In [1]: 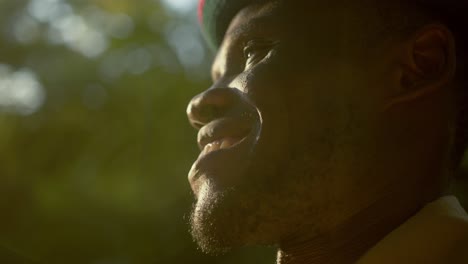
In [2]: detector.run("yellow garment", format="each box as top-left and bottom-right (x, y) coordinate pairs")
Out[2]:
(357, 196), (468, 264)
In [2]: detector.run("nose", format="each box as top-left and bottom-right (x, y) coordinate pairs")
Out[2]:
(187, 87), (239, 129)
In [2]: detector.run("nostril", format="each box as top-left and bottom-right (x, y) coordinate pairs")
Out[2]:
(187, 87), (239, 129)
(187, 103), (220, 129)
(191, 105), (223, 129)
(199, 105), (217, 122)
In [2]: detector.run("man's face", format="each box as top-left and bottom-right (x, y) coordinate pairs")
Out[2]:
(187, 1), (407, 253)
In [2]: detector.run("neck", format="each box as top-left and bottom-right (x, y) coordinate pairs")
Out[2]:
(276, 216), (399, 264)
(276, 185), (438, 264)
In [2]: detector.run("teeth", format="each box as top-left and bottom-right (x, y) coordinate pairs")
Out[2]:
(220, 137), (237, 149)
(203, 137), (240, 155)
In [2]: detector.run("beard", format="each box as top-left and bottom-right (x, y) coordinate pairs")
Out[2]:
(190, 182), (253, 254)
(188, 94), (355, 254)
(189, 172), (278, 254)
(189, 141), (335, 255)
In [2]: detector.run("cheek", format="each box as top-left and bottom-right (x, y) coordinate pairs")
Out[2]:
(228, 57), (294, 183)
(286, 60), (380, 144)
(232, 52), (291, 137)
(285, 73), (345, 152)
(231, 53), (350, 170)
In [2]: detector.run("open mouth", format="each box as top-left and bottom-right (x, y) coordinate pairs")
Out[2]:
(201, 136), (246, 156)
(188, 116), (259, 195)
(197, 117), (253, 155)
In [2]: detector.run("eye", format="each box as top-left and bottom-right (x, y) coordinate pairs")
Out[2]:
(243, 40), (278, 69)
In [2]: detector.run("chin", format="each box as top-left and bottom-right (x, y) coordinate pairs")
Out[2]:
(189, 145), (338, 255)
(189, 172), (284, 254)
(187, 111), (330, 253)
(190, 179), (254, 254)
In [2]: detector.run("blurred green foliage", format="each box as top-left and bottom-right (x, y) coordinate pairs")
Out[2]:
(0, 1), (466, 264)
(0, 0), (276, 263)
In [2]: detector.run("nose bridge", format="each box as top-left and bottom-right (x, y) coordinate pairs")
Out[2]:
(186, 86), (240, 129)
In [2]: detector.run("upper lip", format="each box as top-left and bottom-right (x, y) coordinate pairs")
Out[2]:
(197, 117), (253, 151)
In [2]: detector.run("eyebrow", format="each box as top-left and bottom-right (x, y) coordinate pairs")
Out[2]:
(225, 15), (278, 44)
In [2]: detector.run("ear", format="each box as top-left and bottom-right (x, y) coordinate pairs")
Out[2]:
(385, 24), (456, 109)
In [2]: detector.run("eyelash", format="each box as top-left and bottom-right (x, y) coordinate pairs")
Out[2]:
(242, 40), (278, 69)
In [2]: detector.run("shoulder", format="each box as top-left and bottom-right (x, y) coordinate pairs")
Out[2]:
(441, 203), (468, 263)
(445, 235), (468, 263)
(357, 196), (468, 264)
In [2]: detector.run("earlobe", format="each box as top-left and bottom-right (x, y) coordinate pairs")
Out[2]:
(384, 24), (456, 110)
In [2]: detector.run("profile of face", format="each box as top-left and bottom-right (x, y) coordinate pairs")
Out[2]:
(186, 1), (454, 254)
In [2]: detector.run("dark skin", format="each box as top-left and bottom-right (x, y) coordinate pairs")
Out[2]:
(187, 1), (457, 263)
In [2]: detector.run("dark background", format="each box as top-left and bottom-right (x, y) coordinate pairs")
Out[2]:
(0, 0), (465, 263)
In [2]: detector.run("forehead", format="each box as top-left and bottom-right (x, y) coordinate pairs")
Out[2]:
(218, 1), (375, 52)
(218, 1), (286, 57)
(226, 1), (283, 36)
(212, 1), (384, 78)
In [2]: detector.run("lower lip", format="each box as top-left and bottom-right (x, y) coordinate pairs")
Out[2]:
(188, 128), (258, 194)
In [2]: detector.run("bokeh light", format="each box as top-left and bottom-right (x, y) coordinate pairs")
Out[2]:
(161, 0), (197, 14)
(0, 64), (45, 115)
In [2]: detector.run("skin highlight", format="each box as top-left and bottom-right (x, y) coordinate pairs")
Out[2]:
(187, 1), (458, 263)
